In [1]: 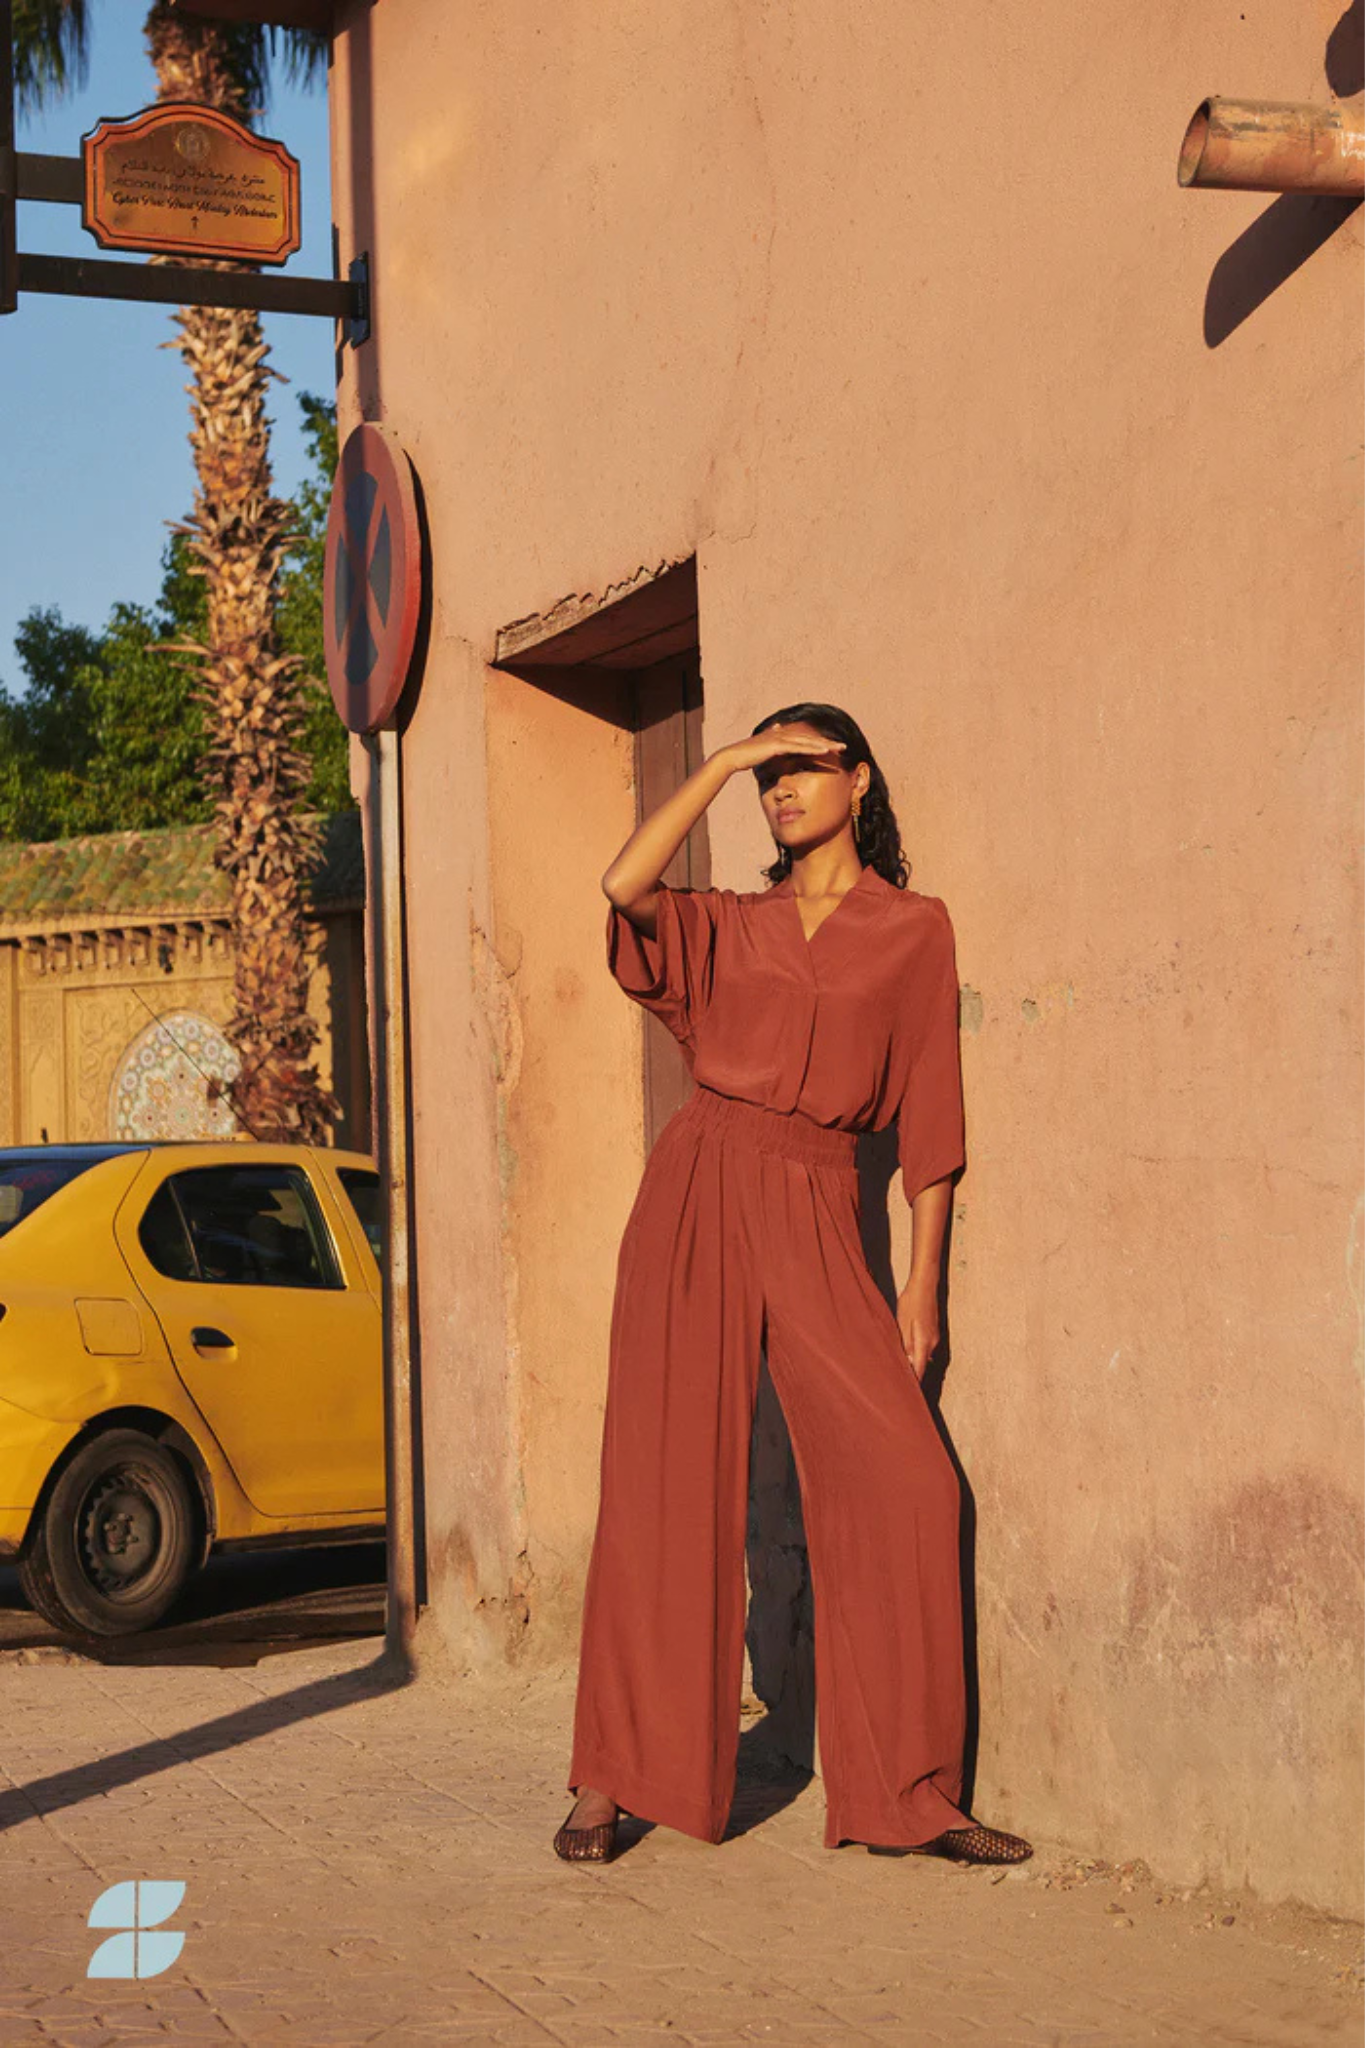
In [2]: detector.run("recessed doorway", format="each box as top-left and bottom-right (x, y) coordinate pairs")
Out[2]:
(493, 558), (708, 1153)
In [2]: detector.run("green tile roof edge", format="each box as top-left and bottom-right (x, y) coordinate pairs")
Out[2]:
(0, 809), (363, 935)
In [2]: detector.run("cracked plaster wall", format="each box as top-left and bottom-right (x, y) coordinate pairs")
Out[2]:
(333, 0), (1363, 1910)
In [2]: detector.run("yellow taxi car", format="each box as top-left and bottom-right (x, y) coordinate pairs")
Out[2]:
(0, 1142), (384, 1638)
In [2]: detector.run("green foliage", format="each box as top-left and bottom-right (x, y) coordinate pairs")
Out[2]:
(12, 0), (91, 116)
(13, 3), (324, 121)
(0, 540), (210, 842)
(0, 611), (102, 840)
(0, 393), (350, 844)
(254, 24), (331, 104)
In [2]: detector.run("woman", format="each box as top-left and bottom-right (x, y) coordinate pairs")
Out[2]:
(554, 702), (1031, 1868)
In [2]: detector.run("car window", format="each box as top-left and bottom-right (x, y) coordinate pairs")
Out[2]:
(142, 1163), (343, 1289)
(338, 1168), (383, 1266)
(138, 1180), (199, 1281)
(0, 1151), (136, 1240)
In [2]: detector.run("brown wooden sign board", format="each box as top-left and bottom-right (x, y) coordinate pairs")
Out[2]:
(82, 103), (301, 266)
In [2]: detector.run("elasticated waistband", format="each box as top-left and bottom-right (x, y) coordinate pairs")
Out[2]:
(678, 1085), (858, 1170)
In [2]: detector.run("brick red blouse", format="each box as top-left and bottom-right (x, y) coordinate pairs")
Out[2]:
(605, 861), (965, 1206)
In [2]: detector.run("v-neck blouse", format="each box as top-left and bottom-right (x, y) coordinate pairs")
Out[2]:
(605, 862), (965, 1206)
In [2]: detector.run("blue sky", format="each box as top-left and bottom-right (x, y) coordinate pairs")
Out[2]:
(2, 15), (333, 691)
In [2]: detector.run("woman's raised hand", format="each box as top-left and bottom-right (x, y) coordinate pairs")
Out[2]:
(604, 728), (845, 924)
(713, 727), (847, 776)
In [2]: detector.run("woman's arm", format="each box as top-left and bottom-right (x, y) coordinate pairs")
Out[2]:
(602, 753), (735, 938)
(897, 1178), (953, 1381)
(892, 900), (965, 1382)
(602, 728), (843, 937)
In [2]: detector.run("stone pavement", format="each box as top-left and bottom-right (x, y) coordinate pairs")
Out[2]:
(0, 1632), (1359, 2048)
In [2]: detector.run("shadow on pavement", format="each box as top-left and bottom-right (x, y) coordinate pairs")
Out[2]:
(0, 1637), (411, 1836)
(0, 1539), (386, 1668)
(723, 1720), (815, 1839)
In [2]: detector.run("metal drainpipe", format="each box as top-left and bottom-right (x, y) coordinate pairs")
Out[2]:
(369, 725), (419, 1673)
(1178, 97), (1365, 196)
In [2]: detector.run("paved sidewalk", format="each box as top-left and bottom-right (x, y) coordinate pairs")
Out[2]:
(0, 1632), (1359, 2048)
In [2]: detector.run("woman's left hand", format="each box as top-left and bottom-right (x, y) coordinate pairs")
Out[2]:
(896, 1273), (941, 1381)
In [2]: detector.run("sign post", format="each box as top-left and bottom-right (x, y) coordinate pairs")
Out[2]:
(324, 423), (429, 1671)
(0, 0), (16, 316)
(0, 0), (366, 338)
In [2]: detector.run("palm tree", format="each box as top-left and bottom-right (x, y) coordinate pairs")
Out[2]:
(15, 1), (338, 1143)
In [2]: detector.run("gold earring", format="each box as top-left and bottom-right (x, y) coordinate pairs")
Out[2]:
(851, 792), (862, 838)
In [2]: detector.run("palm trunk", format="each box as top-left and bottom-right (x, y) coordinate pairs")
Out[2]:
(145, 3), (336, 1142)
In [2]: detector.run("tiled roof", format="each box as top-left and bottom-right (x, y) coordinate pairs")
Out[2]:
(0, 810), (363, 934)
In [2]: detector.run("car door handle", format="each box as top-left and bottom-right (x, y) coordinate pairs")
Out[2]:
(190, 1326), (235, 1353)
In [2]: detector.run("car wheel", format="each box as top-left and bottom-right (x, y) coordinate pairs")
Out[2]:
(18, 1429), (199, 1638)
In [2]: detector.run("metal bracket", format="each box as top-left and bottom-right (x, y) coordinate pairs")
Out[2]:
(14, 248), (363, 322)
(346, 251), (371, 350)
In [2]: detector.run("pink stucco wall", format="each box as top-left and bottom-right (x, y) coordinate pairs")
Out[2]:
(331, 0), (1364, 1912)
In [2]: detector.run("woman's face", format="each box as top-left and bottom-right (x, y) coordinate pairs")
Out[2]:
(753, 721), (870, 857)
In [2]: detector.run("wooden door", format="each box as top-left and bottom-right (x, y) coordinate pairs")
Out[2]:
(630, 650), (710, 1153)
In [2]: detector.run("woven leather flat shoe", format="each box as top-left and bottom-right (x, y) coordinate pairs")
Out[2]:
(908, 1823), (1033, 1865)
(553, 1807), (619, 1864)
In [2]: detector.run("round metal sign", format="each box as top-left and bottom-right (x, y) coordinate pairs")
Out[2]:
(323, 423), (423, 734)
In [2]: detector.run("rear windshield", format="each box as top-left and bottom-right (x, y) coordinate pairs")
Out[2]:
(0, 1151), (133, 1240)
(338, 1167), (383, 1265)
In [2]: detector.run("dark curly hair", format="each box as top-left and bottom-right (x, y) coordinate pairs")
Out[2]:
(750, 702), (912, 891)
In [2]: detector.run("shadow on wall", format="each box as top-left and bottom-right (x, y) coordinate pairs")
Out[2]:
(337, 4), (381, 417)
(1204, 1), (1363, 347)
(1326, 0), (1364, 93)
(743, 1133), (983, 1816)
(744, 1354), (815, 1773)
(1205, 194), (1361, 346)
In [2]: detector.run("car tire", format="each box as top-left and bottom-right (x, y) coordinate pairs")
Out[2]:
(18, 1429), (199, 1639)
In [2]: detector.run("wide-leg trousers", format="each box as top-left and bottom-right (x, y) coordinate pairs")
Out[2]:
(567, 1083), (972, 1849)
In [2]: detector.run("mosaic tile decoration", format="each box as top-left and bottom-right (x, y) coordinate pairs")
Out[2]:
(111, 1008), (242, 1142)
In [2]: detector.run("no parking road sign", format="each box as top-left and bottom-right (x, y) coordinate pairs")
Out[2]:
(323, 422), (424, 734)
